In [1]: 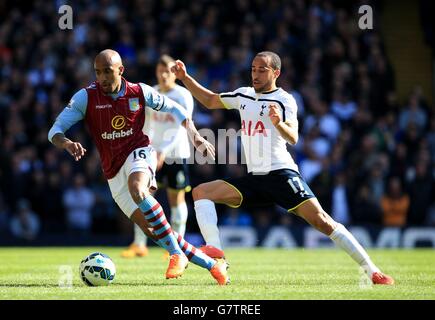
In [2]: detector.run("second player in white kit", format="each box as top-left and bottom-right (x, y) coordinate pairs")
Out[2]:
(122, 55), (194, 258)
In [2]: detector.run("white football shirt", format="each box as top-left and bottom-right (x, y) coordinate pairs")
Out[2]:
(144, 84), (194, 159)
(219, 87), (299, 174)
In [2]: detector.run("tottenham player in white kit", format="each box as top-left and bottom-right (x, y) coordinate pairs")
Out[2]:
(122, 55), (194, 258)
(172, 51), (394, 285)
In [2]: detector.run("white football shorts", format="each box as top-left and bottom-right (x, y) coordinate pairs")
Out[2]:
(107, 146), (158, 218)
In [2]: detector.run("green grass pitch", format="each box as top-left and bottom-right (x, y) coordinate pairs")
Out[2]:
(0, 247), (434, 299)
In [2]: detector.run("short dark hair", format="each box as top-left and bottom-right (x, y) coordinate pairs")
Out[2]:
(255, 51), (281, 70)
(157, 54), (175, 66)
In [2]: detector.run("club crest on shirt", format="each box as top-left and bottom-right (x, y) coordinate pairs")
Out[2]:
(129, 98), (140, 112)
(260, 104), (267, 116)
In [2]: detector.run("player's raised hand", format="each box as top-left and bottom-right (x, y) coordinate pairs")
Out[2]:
(193, 135), (216, 161)
(183, 118), (215, 161)
(171, 60), (188, 81)
(268, 104), (282, 126)
(64, 141), (87, 161)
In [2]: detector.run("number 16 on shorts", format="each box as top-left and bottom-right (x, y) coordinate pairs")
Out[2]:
(129, 146), (157, 173)
(133, 149), (148, 160)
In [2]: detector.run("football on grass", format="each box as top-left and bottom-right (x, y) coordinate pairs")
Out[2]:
(79, 252), (116, 286)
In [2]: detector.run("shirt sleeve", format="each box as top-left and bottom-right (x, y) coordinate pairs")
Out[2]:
(283, 93), (298, 125)
(140, 83), (188, 124)
(218, 89), (240, 110)
(48, 89), (87, 143)
(181, 89), (194, 117)
(158, 89), (194, 155)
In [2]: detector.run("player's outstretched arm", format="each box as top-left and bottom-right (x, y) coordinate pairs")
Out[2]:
(269, 104), (299, 145)
(141, 83), (214, 159)
(48, 88), (88, 161)
(182, 118), (215, 161)
(51, 133), (87, 161)
(171, 60), (224, 110)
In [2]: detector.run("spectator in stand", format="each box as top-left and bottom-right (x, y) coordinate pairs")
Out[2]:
(9, 198), (40, 241)
(399, 93), (428, 134)
(389, 143), (409, 178)
(331, 91), (357, 124)
(401, 123), (423, 165)
(381, 177), (410, 227)
(63, 174), (95, 235)
(351, 184), (382, 226)
(304, 99), (341, 142)
(406, 162), (433, 225)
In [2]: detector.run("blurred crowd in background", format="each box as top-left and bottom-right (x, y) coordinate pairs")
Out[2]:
(0, 0), (434, 242)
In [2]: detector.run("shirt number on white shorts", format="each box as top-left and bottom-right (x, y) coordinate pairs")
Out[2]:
(287, 177), (305, 194)
(133, 149), (147, 160)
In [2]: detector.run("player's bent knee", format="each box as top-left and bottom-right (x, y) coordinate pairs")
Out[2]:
(192, 184), (207, 201)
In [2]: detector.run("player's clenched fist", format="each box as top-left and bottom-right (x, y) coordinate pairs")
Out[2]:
(171, 60), (187, 81)
(64, 141), (87, 161)
(268, 104), (282, 126)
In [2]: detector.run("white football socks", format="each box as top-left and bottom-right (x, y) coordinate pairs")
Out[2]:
(133, 223), (147, 247)
(194, 199), (223, 249)
(329, 223), (380, 277)
(170, 203), (188, 237)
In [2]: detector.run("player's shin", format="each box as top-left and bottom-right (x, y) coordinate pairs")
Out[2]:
(170, 203), (188, 237)
(329, 223), (380, 277)
(138, 195), (183, 255)
(194, 199), (223, 250)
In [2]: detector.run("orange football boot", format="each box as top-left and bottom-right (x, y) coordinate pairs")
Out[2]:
(165, 254), (189, 279)
(210, 258), (230, 285)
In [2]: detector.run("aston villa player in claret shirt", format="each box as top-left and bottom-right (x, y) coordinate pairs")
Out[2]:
(48, 49), (229, 285)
